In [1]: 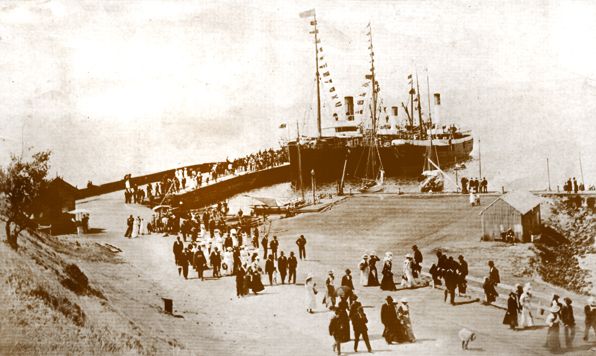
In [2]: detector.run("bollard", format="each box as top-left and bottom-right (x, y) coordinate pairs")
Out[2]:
(162, 298), (173, 314)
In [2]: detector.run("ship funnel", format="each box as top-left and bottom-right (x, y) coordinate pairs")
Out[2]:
(391, 106), (399, 129)
(433, 93), (441, 124)
(345, 96), (354, 121)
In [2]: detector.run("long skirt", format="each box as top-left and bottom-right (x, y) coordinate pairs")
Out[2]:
(546, 324), (561, 351)
(251, 274), (265, 293)
(520, 307), (534, 328)
(367, 268), (379, 287)
(400, 317), (416, 342)
(360, 267), (369, 286)
(380, 272), (397, 291)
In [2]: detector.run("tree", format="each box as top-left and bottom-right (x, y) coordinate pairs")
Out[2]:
(0, 150), (51, 249)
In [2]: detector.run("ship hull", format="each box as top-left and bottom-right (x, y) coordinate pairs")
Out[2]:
(287, 136), (474, 182)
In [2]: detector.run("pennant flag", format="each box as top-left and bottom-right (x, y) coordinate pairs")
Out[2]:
(319, 56), (324, 60)
(325, 79), (333, 83)
(323, 71), (330, 77)
(310, 20), (317, 26)
(407, 74), (412, 79)
(332, 94), (338, 99)
(362, 82), (370, 87)
(309, 30), (319, 34)
(366, 31), (371, 36)
(329, 87), (336, 92)
(319, 63), (327, 69)
(319, 47), (323, 52)
(278, 123), (287, 129)
(316, 39), (321, 44)
(366, 22), (371, 28)
(368, 45), (372, 50)
(359, 93), (366, 97)
(365, 74), (373, 79)
(299, 9), (316, 18)
(335, 102), (342, 107)
(357, 100), (364, 105)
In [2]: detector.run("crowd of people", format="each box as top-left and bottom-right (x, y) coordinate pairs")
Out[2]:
(121, 149), (288, 204)
(460, 176), (488, 194)
(167, 211), (307, 300)
(563, 177), (589, 193)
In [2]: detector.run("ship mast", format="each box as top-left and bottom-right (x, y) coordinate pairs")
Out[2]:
(415, 71), (424, 140)
(313, 12), (322, 138)
(367, 23), (377, 134)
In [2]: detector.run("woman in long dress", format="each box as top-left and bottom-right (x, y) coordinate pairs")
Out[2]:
(402, 255), (414, 288)
(250, 262), (265, 294)
(545, 304), (561, 352)
(367, 253), (380, 287)
(380, 255), (397, 291)
(503, 292), (519, 330)
(519, 285), (534, 329)
(359, 255), (369, 286)
(131, 216), (140, 238)
(324, 271), (336, 310)
(140, 218), (148, 235)
(397, 298), (416, 342)
(222, 247), (234, 276)
(305, 275), (317, 313)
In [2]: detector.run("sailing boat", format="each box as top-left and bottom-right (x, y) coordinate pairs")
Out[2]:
(358, 24), (384, 194)
(418, 73), (444, 193)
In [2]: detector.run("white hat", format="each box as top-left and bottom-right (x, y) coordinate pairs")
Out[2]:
(400, 297), (408, 303)
(305, 274), (313, 282)
(406, 253), (412, 259)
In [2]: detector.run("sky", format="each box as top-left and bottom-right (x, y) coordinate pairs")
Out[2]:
(0, 0), (595, 187)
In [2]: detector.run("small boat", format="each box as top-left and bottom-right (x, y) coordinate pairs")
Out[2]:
(359, 169), (384, 193)
(249, 196), (305, 215)
(420, 169), (444, 192)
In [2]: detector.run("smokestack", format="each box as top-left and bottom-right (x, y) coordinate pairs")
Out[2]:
(391, 106), (399, 130)
(433, 93), (441, 124)
(345, 96), (354, 121)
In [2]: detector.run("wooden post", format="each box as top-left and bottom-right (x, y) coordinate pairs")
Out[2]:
(546, 158), (551, 191)
(311, 169), (316, 204)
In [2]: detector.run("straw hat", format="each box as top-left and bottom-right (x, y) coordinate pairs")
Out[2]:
(400, 297), (408, 303)
(385, 295), (394, 302)
(362, 254), (369, 259)
(406, 253), (412, 259)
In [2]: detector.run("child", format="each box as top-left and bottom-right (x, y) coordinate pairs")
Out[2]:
(458, 328), (476, 350)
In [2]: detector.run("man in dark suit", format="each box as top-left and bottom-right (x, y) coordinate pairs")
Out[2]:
(270, 236), (279, 260)
(380, 296), (399, 344)
(180, 247), (190, 279)
(193, 247), (207, 281)
(288, 251), (298, 284)
(210, 247), (222, 278)
(412, 245), (423, 277)
(277, 251), (288, 284)
(329, 309), (344, 355)
(173, 236), (184, 275)
(261, 235), (269, 259)
(265, 254), (275, 285)
(296, 235), (307, 260)
(352, 304), (372, 352)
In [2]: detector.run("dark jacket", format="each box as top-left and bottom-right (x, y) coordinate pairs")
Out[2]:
(381, 302), (398, 326)
(265, 259), (275, 274)
(561, 304), (575, 326)
(489, 267), (500, 284)
(277, 256), (288, 273)
(329, 315), (342, 338)
(270, 239), (279, 251)
(341, 275), (354, 290)
(288, 256), (298, 270)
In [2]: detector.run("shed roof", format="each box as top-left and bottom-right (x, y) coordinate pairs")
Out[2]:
(480, 191), (543, 215)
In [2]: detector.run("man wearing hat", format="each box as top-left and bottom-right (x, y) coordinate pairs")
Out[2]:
(325, 271), (337, 310)
(380, 296), (400, 344)
(351, 300), (372, 353)
(561, 297), (575, 348)
(329, 309), (344, 355)
(341, 269), (354, 291)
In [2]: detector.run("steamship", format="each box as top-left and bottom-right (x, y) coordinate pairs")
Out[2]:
(287, 10), (474, 182)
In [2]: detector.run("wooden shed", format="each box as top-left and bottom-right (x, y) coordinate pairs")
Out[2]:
(479, 191), (542, 242)
(34, 177), (78, 234)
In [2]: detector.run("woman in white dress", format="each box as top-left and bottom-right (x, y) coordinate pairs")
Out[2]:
(223, 247), (234, 276)
(305, 275), (318, 313)
(519, 283), (534, 328)
(131, 216), (140, 238)
(359, 254), (369, 286)
(140, 218), (148, 235)
(402, 254), (415, 288)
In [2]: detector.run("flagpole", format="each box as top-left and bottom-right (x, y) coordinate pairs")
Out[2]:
(579, 152), (585, 187)
(296, 122), (305, 201)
